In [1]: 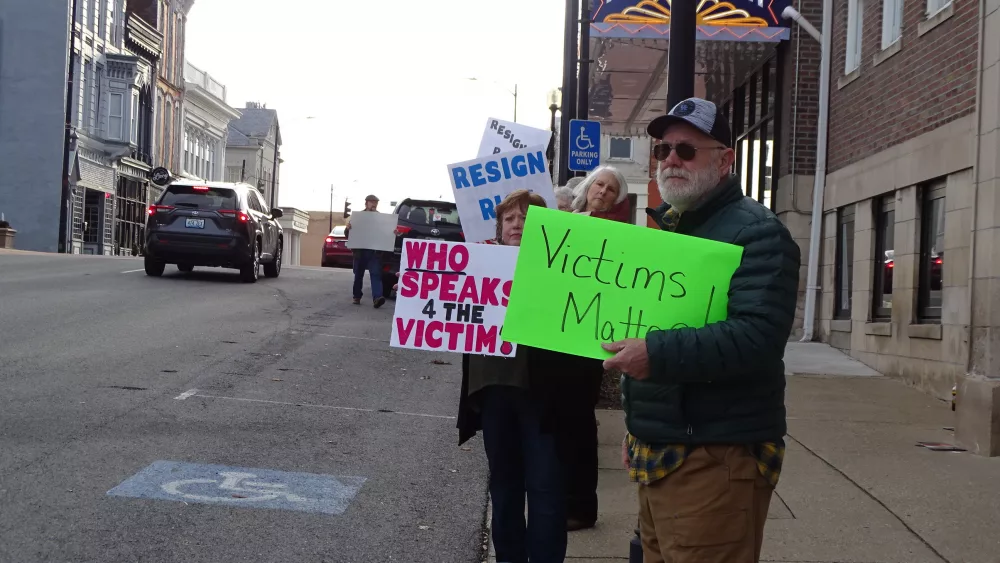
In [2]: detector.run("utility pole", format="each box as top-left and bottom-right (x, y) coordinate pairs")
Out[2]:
(666, 0), (697, 109)
(328, 184), (334, 232)
(576, 0), (592, 178)
(513, 84), (518, 122)
(558, 0), (580, 186)
(59, 0), (81, 253)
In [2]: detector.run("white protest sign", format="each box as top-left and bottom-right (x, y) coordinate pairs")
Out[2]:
(345, 211), (398, 252)
(447, 146), (556, 243)
(477, 117), (553, 158)
(390, 240), (518, 357)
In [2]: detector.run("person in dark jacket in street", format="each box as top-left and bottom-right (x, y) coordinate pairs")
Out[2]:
(601, 97), (801, 563)
(456, 189), (601, 563)
(554, 164), (632, 532)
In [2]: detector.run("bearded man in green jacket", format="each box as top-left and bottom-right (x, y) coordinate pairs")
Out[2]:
(602, 97), (801, 563)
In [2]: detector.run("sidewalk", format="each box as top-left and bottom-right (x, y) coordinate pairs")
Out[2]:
(489, 342), (1000, 563)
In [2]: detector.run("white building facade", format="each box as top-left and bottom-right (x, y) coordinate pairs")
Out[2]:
(277, 207), (310, 267)
(181, 61), (239, 182)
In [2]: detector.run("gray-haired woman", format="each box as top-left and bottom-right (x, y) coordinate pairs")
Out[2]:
(561, 166), (632, 531)
(571, 165), (631, 222)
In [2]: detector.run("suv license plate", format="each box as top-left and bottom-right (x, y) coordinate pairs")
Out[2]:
(185, 218), (205, 229)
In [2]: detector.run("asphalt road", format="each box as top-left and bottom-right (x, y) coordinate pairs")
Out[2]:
(0, 251), (488, 563)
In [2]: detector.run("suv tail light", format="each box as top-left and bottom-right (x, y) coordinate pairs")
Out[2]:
(148, 205), (175, 215)
(396, 226), (412, 235)
(219, 210), (250, 223)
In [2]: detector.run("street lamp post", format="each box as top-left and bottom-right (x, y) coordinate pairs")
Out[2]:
(467, 77), (518, 123)
(547, 88), (561, 179)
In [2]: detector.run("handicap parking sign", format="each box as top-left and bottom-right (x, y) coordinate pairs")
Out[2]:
(568, 119), (601, 172)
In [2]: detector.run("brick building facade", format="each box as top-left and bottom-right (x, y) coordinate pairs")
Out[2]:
(805, 0), (1000, 454)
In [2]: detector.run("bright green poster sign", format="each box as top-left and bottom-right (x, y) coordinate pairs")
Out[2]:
(502, 206), (744, 360)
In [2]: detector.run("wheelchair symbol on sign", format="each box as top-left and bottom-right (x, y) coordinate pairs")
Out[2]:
(162, 471), (309, 503)
(575, 127), (595, 151)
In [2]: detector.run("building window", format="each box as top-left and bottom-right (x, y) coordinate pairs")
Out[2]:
(130, 91), (139, 144)
(609, 137), (633, 160)
(882, 0), (903, 48)
(90, 65), (101, 131)
(927, 0), (951, 15)
(109, 92), (124, 140)
(918, 183), (946, 321)
(110, 0), (119, 44)
(98, 0), (107, 40)
(835, 205), (856, 319)
(846, 0), (864, 73)
(156, 94), (163, 162)
(78, 59), (89, 129)
(872, 195), (895, 321)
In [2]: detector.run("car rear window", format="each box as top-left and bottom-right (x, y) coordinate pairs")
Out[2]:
(332, 226), (346, 237)
(161, 186), (238, 210)
(397, 202), (461, 226)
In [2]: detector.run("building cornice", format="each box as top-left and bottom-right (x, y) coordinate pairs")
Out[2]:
(185, 85), (241, 120)
(106, 54), (152, 88)
(126, 13), (163, 59)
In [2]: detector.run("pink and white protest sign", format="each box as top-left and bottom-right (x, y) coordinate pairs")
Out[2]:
(390, 239), (518, 357)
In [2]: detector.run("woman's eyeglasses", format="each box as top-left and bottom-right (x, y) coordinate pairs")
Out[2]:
(653, 142), (726, 162)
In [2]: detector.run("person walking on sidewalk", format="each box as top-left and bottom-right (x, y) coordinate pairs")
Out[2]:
(344, 194), (386, 308)
(602, 97), (800, 563)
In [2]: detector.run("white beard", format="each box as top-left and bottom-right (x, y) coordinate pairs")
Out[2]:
(656, 163), (722, 212)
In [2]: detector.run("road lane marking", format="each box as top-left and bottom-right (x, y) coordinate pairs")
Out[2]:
(317, 333), (389, 343)
(107, 460), (366, 515)
(121, 268), (145, 274)
(174, 388), (199, 400)
(190, 392), (456, 420)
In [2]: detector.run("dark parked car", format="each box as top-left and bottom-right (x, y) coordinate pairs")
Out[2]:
(382, 199), (465, 297)
(144, 181), (283, 283)
(322, 225), (353, 268)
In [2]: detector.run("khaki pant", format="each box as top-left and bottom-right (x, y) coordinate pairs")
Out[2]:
(637, 445), (774, 563)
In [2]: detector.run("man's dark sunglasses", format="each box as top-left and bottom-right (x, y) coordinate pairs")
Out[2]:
(653, 142), (727, 161)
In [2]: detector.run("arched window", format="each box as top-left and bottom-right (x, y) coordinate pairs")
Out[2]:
(164, 101), (172, 167)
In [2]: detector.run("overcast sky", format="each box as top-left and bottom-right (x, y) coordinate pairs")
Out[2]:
(185, 0), (566, 213)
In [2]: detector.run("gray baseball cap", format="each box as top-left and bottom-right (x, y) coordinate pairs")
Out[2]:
(364, 194), (379, 202)
(647, 97), (733, 148)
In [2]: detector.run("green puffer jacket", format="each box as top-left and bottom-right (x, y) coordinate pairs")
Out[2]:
(623, 175), (801, 445)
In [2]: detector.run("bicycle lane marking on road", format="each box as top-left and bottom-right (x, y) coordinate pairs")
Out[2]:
(107, 460), (366, 515)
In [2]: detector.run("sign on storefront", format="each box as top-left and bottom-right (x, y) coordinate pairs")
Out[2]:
(591, 0), (792, 41)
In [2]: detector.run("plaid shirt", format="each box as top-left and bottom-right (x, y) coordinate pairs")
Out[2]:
(625, 206), (786, 487)
(625, 434), (785, 486)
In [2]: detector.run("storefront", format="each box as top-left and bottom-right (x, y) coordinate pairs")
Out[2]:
(115, 159), (152, 256)
(68, 146), (118, 256)
(277, 207), (310, 266)
(584, 0), (792, 215)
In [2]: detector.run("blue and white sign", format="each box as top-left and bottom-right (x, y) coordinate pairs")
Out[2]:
(107, 460), (366, 515)
(447, 146), (557, 243)
(477, 117), (553, 158)
(568, 120), (601, 172)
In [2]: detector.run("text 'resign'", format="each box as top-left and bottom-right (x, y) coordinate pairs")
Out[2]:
(447, 146), (557, 243)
